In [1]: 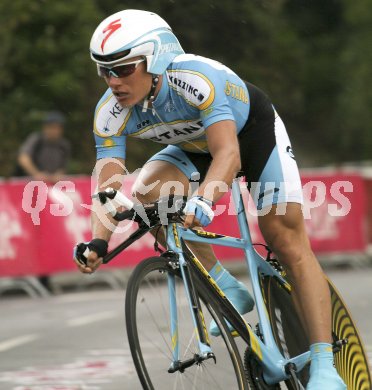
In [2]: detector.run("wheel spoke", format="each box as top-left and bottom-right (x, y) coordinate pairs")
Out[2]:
(126, 257), (248, 389)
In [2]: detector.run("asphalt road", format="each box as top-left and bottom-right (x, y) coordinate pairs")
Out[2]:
(0, 267), (371, 390)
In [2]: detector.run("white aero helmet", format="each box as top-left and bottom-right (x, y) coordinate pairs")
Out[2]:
(90, 9), (184, 75)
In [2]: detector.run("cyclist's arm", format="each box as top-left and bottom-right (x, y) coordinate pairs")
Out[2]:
(197, 119), (241, 202)
(183, 120), (240, 228)
(91, 157), (126, 241)
(74, 157), (126, 274)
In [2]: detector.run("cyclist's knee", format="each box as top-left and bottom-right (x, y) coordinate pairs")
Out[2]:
(132, 181), (187, 204)
(258, 205), (311, 266)
(132, 162), (190, 204)
(264, 228), (306, 264)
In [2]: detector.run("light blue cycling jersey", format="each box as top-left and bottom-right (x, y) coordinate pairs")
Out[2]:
(93, 54), (250, 159)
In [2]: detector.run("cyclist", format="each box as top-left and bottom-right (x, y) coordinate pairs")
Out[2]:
(74, 9), (345, 389)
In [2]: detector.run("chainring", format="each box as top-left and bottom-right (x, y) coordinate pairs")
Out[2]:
(244, 348), (281, 390)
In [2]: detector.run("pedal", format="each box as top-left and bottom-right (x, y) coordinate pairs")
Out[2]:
(332, 338), (348, 353)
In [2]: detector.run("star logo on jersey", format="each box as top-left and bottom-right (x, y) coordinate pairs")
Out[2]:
(101, 19), (122, 53)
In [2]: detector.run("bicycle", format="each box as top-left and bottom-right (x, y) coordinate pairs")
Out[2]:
(82, 178), (371, 389)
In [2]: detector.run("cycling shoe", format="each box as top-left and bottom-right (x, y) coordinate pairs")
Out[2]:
(307, 343), (346, 390)
(307, 366), (346, 389)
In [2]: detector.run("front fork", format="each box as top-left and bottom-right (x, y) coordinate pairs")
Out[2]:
(165, 225), (215, 373)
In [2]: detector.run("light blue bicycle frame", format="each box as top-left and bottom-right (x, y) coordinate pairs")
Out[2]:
(165, 178), (310, 385)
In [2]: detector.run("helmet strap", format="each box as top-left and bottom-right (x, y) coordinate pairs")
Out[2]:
(142, 75), (160, 113)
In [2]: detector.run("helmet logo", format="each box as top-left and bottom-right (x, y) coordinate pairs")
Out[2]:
(101, 18), (122, 52)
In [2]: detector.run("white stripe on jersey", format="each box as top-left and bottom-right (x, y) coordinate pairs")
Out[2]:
(173, 54), (237, 75)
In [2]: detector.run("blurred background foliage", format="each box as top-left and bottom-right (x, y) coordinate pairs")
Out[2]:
(0, 0), (371, 176)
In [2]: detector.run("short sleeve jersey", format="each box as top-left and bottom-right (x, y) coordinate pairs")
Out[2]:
(93, 54), (250, 159)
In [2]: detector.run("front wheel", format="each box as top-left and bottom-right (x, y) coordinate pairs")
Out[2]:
(125, 256), (249, 390)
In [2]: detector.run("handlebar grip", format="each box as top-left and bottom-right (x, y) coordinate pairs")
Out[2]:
(114, 190), (134, 210)
(112, 208), (137, 222)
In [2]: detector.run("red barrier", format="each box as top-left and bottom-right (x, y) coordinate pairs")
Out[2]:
(0, 180), (39, 277)
(0, 171), (369, 278)
(363, 174), (372, 248)
(301, 172), (368, 254)
(207, 172), (369, 258)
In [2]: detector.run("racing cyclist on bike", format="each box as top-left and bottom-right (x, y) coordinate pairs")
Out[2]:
(74, 9), (345, 389)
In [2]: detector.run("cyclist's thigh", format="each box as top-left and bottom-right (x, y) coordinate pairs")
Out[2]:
(132, 145), (205, 201)
(240, 109), (303, 211)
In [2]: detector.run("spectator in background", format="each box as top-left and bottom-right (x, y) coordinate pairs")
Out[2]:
(15, 110), (71, 183)
(15, 110), (71, 293)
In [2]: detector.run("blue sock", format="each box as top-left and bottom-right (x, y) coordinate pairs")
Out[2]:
(208, 261), (254, 312)
(310, 342), (335, 370)
(208, 261), (254, 336)
(209, 261), (236, 290)
(308, 342), (346, 389)
(310, 342), (333, 357)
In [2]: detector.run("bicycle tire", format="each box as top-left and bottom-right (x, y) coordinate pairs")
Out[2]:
(328, 278), (372, 390)
(261, 274), (371, 390)
(125, 256), (249, 390)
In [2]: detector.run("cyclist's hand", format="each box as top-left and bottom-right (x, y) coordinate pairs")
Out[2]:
(183, 196), (214, 228)
(73, 239), (108, 274)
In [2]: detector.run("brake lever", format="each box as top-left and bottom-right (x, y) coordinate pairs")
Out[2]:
(74, 242), (89, 266)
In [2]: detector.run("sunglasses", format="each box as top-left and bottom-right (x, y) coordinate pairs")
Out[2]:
(97, 58), (145, 78)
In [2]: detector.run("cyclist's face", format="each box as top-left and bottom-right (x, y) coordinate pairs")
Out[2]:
(104, 57), (153, 108)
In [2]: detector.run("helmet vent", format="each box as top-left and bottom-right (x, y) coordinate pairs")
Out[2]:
(92, 49), (131, 63)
